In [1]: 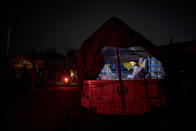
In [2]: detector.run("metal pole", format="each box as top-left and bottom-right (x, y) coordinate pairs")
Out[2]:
(116, 47), (125, 112)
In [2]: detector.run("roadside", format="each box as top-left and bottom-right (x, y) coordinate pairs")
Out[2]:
(1, 83), (81, 131)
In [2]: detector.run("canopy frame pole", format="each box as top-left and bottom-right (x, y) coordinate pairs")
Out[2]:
(116, 47), (125, 112)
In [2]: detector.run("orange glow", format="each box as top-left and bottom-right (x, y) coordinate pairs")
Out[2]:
(64, 77), (69, 83)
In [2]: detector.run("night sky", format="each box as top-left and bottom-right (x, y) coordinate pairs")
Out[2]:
(8, 0), (196, 55)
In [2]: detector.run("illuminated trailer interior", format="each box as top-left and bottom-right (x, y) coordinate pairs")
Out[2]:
(81, 46), (166, 115)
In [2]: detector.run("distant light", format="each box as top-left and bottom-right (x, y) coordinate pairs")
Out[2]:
(64, 77), (69, 83)
(70, 71), (75, 77)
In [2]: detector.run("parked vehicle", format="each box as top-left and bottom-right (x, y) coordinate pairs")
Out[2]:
(77, 17), (167, 116)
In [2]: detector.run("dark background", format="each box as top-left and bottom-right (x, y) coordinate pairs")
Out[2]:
(1, 1), (196, 129)
(4, 0), (196, 55)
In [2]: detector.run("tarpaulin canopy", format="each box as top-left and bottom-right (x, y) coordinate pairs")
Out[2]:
(77, 17), (159, 86)
(101, 46), (150, 63)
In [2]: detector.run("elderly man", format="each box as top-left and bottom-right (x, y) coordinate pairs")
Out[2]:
(98, 64), (114, 80)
